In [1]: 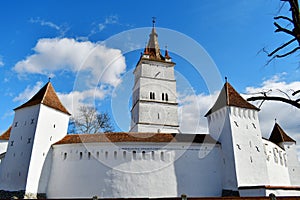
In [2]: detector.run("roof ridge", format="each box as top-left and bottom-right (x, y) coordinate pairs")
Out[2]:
(205, 82), (259, 117)
(41, 82), (50, 104)
(269, 123), (296, 144)
(14, 82), (70, 115)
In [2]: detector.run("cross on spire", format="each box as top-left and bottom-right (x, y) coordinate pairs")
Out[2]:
(152, 17), (156, 27)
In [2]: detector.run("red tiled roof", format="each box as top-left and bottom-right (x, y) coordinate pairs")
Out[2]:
(0, 126), (11, 140)
(269, 123), (296, 144)
(54, 132), (219, 145)
(14, 82), (70, 115)
(205, 82), (259, 116)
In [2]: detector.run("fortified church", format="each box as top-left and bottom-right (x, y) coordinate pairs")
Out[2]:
(0, 23), (300, 198)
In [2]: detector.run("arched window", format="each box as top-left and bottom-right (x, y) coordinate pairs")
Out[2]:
(162, 93), (164, 100)
(153, 92), (155, 99)
(165, 93), (168, 101)
(79, 152), (83, 160)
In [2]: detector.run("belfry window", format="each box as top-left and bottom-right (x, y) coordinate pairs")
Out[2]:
(150, 92), (155, 100)
(161, 93), (169, 101)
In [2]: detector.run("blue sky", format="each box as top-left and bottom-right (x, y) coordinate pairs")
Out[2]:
(0, 0), (300, 153)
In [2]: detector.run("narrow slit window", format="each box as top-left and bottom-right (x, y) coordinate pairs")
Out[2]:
(114, 151), (117, 159)
(151, 151), (155, 160)
(133, 151), (137, 160)
(162, 93), (164, 101)
(142, 151), (146, 159)
(79, 152), (83, 160)
(64, 152), (67, 160)
(161, 152), (164, 161)
(165, 93), (168, 101)
(88, 152), (91, 159)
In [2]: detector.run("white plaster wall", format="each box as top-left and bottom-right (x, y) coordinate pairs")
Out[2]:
(47, 142), (222, 198)
(139, 77), (177, 103)
(207, 107), (238, 191)
(138, 103), (178, 126)
(229, 107), (269, 187)
(0, 105), (40, 191)
(25, 104), (69, 195)
(140, 62), (175, 81)
(0, 141), (8, 156)
(283, 142), (300, 186)
(263, 139), (291, 186)
(131, 123), (179, 133)
(266, 189), (300, 196)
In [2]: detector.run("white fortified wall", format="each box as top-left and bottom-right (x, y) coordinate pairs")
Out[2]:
(46, 142), (222, 198)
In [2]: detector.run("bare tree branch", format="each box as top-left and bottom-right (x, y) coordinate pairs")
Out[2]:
(69, 106), (114, 134)
(247, 96), (300, 109)
(268, 38), (296, 56)
(292, 89), (300, 96)
(274, 15), (294, 23)
(274, 46), (300, 57)
(274, 22), (295, 35)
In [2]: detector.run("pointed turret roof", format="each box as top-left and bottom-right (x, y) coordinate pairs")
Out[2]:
(269, 123), (296, 144)
(0, 126), (11, 140)
(14, 82), (70, 115)
(205, 82), (259, 117)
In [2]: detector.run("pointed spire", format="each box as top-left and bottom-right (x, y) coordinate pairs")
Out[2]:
(14, 82), (70, 115)
(205, 81), (259, 117)
(164, 45), (171, 60)
(269, 123), (296, 144)
(143, 18), (163, 60)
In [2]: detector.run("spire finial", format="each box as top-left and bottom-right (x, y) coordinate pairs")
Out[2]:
(152, 17), (156, 27)
(48, 77), (51, 82)
(275, 118), (277, 123)
(225, 76), (228, 83)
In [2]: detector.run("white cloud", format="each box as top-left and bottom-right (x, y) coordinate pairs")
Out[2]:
(29, 18), (69, 36)
(178, 92), (218, 134)
(58, 88), (107, 117)
(13, 38), (126, 87)
(13, 81), (44, 103)
(97, 15), (119, 32)
(0, 56), (4, 67)
(13, 81), (108, 118)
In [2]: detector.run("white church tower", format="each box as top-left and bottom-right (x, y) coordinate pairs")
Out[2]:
(0, 81), (70, 197)
(205, 80), (269, 196)
(130, 20), (179, 133)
